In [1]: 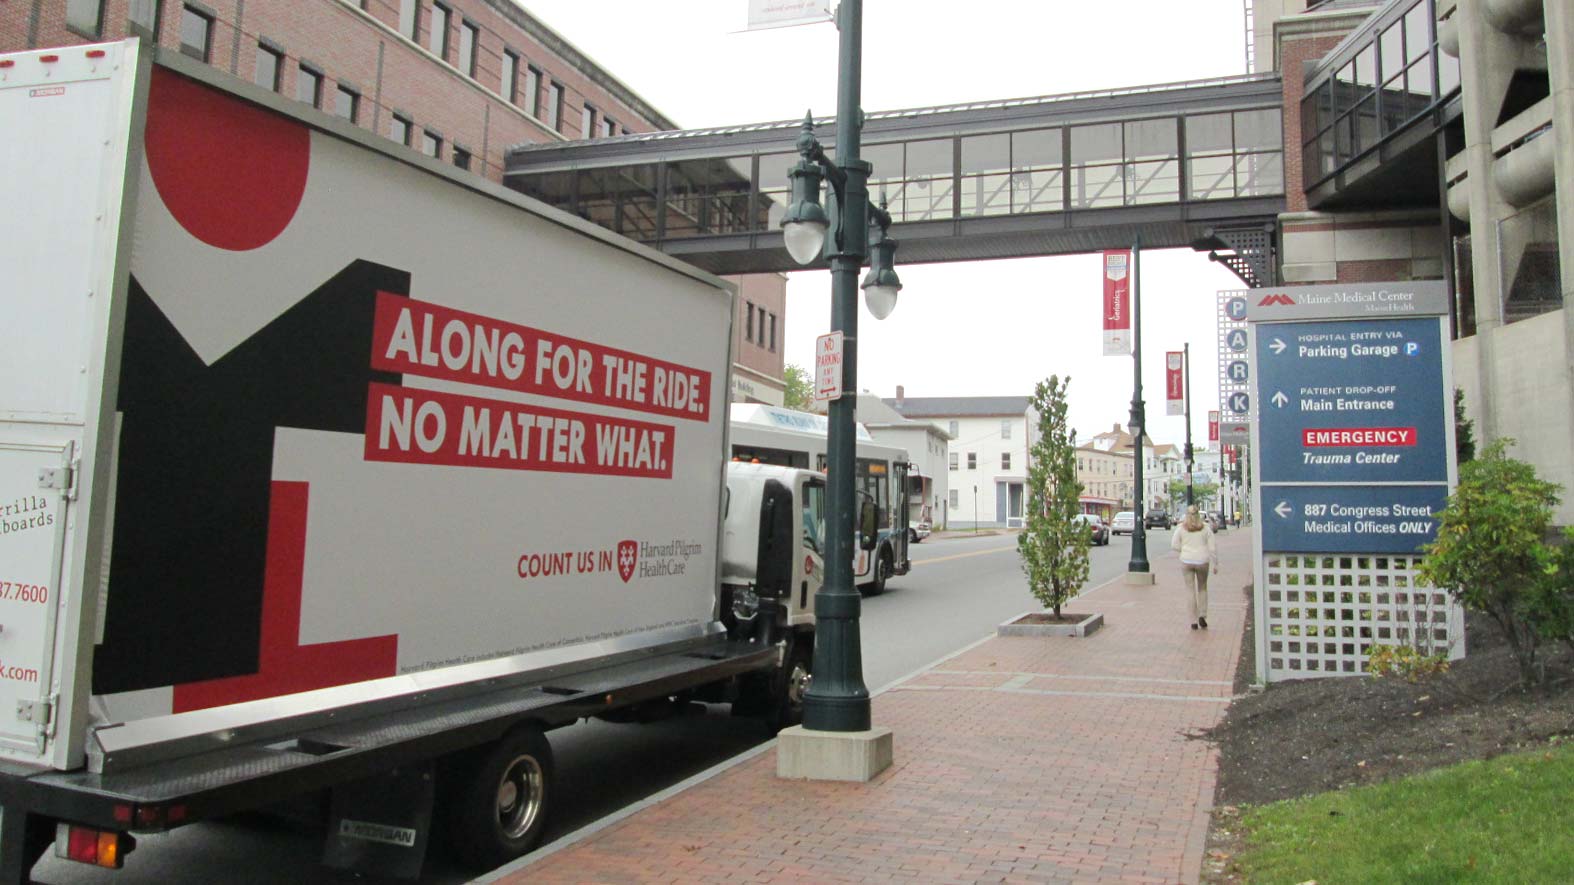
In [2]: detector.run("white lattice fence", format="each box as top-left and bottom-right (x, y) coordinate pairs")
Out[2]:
(1262, 552), (1465, 681)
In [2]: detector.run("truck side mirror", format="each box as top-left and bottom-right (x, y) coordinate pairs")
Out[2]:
(859, 499), (878, 551)
(755, 480), (793, 598)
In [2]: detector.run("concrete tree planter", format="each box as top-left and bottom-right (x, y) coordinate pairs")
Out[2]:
(997, 611), (1104, 638)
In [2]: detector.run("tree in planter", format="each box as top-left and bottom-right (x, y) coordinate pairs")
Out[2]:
(1018, 376), (1089, 619)
(1418, 439), (1561, 688)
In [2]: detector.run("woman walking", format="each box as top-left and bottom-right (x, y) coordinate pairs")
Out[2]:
(1171, 506), (1218, 630)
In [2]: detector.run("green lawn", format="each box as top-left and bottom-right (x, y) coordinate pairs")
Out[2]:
(1237, 740), (1574, 884)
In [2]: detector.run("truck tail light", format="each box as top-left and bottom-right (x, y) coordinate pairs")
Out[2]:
(55, 824), (134, 869)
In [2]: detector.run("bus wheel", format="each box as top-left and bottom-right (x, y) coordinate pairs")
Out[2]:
(862, 547), (892, 596)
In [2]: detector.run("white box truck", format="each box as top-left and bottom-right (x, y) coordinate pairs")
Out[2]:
(0, 41), (851, 879)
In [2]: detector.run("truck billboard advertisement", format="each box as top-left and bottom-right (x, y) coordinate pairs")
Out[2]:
(89, 67), (731, 722)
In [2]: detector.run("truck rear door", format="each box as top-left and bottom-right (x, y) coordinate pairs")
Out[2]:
(0, 41), (144, 766)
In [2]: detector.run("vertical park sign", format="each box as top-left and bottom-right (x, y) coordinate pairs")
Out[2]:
(1246, 281), (1462, 681)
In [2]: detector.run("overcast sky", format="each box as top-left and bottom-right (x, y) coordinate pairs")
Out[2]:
(518, 0), (1254, 450)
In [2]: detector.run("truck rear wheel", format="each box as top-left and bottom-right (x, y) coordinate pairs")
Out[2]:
(447, 725), (554, 869)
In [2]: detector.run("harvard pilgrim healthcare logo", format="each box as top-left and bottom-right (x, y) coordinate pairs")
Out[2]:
(617, 540), (638, 583)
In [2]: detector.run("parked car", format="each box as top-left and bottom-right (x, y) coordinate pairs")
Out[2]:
(1111, 511), (1136, 535)
(909, 520), (931, 543)
(1144, 510), (1172, 530)
(1073, 513), (1110, 546)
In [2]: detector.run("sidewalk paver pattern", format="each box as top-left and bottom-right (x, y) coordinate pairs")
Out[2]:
(497, 531), (1253, 884)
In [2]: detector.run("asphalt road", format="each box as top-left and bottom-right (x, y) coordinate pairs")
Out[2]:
(33, 530), (1157, 885)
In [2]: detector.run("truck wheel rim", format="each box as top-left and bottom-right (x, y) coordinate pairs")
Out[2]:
(496, 754), (544, 839)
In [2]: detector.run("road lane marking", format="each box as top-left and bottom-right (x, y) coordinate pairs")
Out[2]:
(909, 544), (1018, 566)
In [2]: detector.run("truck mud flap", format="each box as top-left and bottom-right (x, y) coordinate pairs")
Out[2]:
(322, 762), (434, 879)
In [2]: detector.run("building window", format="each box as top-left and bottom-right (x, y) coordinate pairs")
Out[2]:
(967, 452), (977, 470)
(949, 453), (958, 471)
(769, 313), (777, 352)
(128, 0), (161, 36)
(399, 0), (418, 39)
(949, 490), (959, 509)
(67, 0), (105, 37)
(334, 85), (359, 123)
(501, 50), (519, 104)
(421, 130), (442, 159)
(524, 65), (542, 117)
(745, 303), (755, 342)
(582, 105), (597, 139)
(453, 146), (472, 171)
(602, 117), (616, 138)
(390, 114), (412, 146)
(179, 5), (213, 62)
(429, 2), (450, 61)
(1001, 453), (1011, 470)
(1000, 420), (1012, 440)
(254, 43), (283, 92)
(547, 82), (565, 132)
(458, 20), (478, 77)
(948, 420), (959, 437)
(297, 65), (322, 109)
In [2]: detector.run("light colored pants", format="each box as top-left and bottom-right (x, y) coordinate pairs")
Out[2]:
(1181, 562), (1210, 621)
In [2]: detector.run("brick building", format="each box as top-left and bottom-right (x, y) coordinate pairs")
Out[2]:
(2, 0), (787, 403)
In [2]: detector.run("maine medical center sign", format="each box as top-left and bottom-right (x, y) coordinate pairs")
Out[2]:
(1248, 282), (1453, 554)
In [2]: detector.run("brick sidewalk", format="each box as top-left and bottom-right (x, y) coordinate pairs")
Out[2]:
(484, 530), (1254, 885)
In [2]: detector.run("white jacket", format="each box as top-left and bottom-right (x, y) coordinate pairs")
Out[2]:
(1171, 524), (1217, 568)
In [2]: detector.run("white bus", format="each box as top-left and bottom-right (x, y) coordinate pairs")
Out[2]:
(729, 405), (912, 594)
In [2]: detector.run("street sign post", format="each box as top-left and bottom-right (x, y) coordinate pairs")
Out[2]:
(814, 330), (843, 402)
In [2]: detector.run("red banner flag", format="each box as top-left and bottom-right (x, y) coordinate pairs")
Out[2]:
(1208, 410), (1220, 442)
(1102, 250), (1131, 356)
(1165, 351), (1184, 416)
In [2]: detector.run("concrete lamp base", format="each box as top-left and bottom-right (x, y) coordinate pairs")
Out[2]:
(1124, 571), (1156, 585)
(776, 725), (894, 782)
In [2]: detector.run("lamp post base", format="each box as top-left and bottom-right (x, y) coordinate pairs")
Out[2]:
(1124, 571), (1157, 585)
(776, 725), (894, 782)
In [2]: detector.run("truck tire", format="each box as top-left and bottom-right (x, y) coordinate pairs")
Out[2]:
(447, 725), (554, 869)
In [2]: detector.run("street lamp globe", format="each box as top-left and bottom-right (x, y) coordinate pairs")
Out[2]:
(860, 236), (901, 319)
(860, 269), (901, 319)
(782, 215), (829, 265)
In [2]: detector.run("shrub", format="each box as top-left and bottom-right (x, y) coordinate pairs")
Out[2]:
(1367, 644), (1450, 682)
(1418, 439), (1561, 688)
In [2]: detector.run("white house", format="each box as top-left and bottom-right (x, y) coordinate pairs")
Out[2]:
(883, 392), (1032, 530)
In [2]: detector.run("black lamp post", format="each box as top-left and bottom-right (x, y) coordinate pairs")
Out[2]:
(778, 0), (901, 734)
(1127, 237), (1150, 575)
